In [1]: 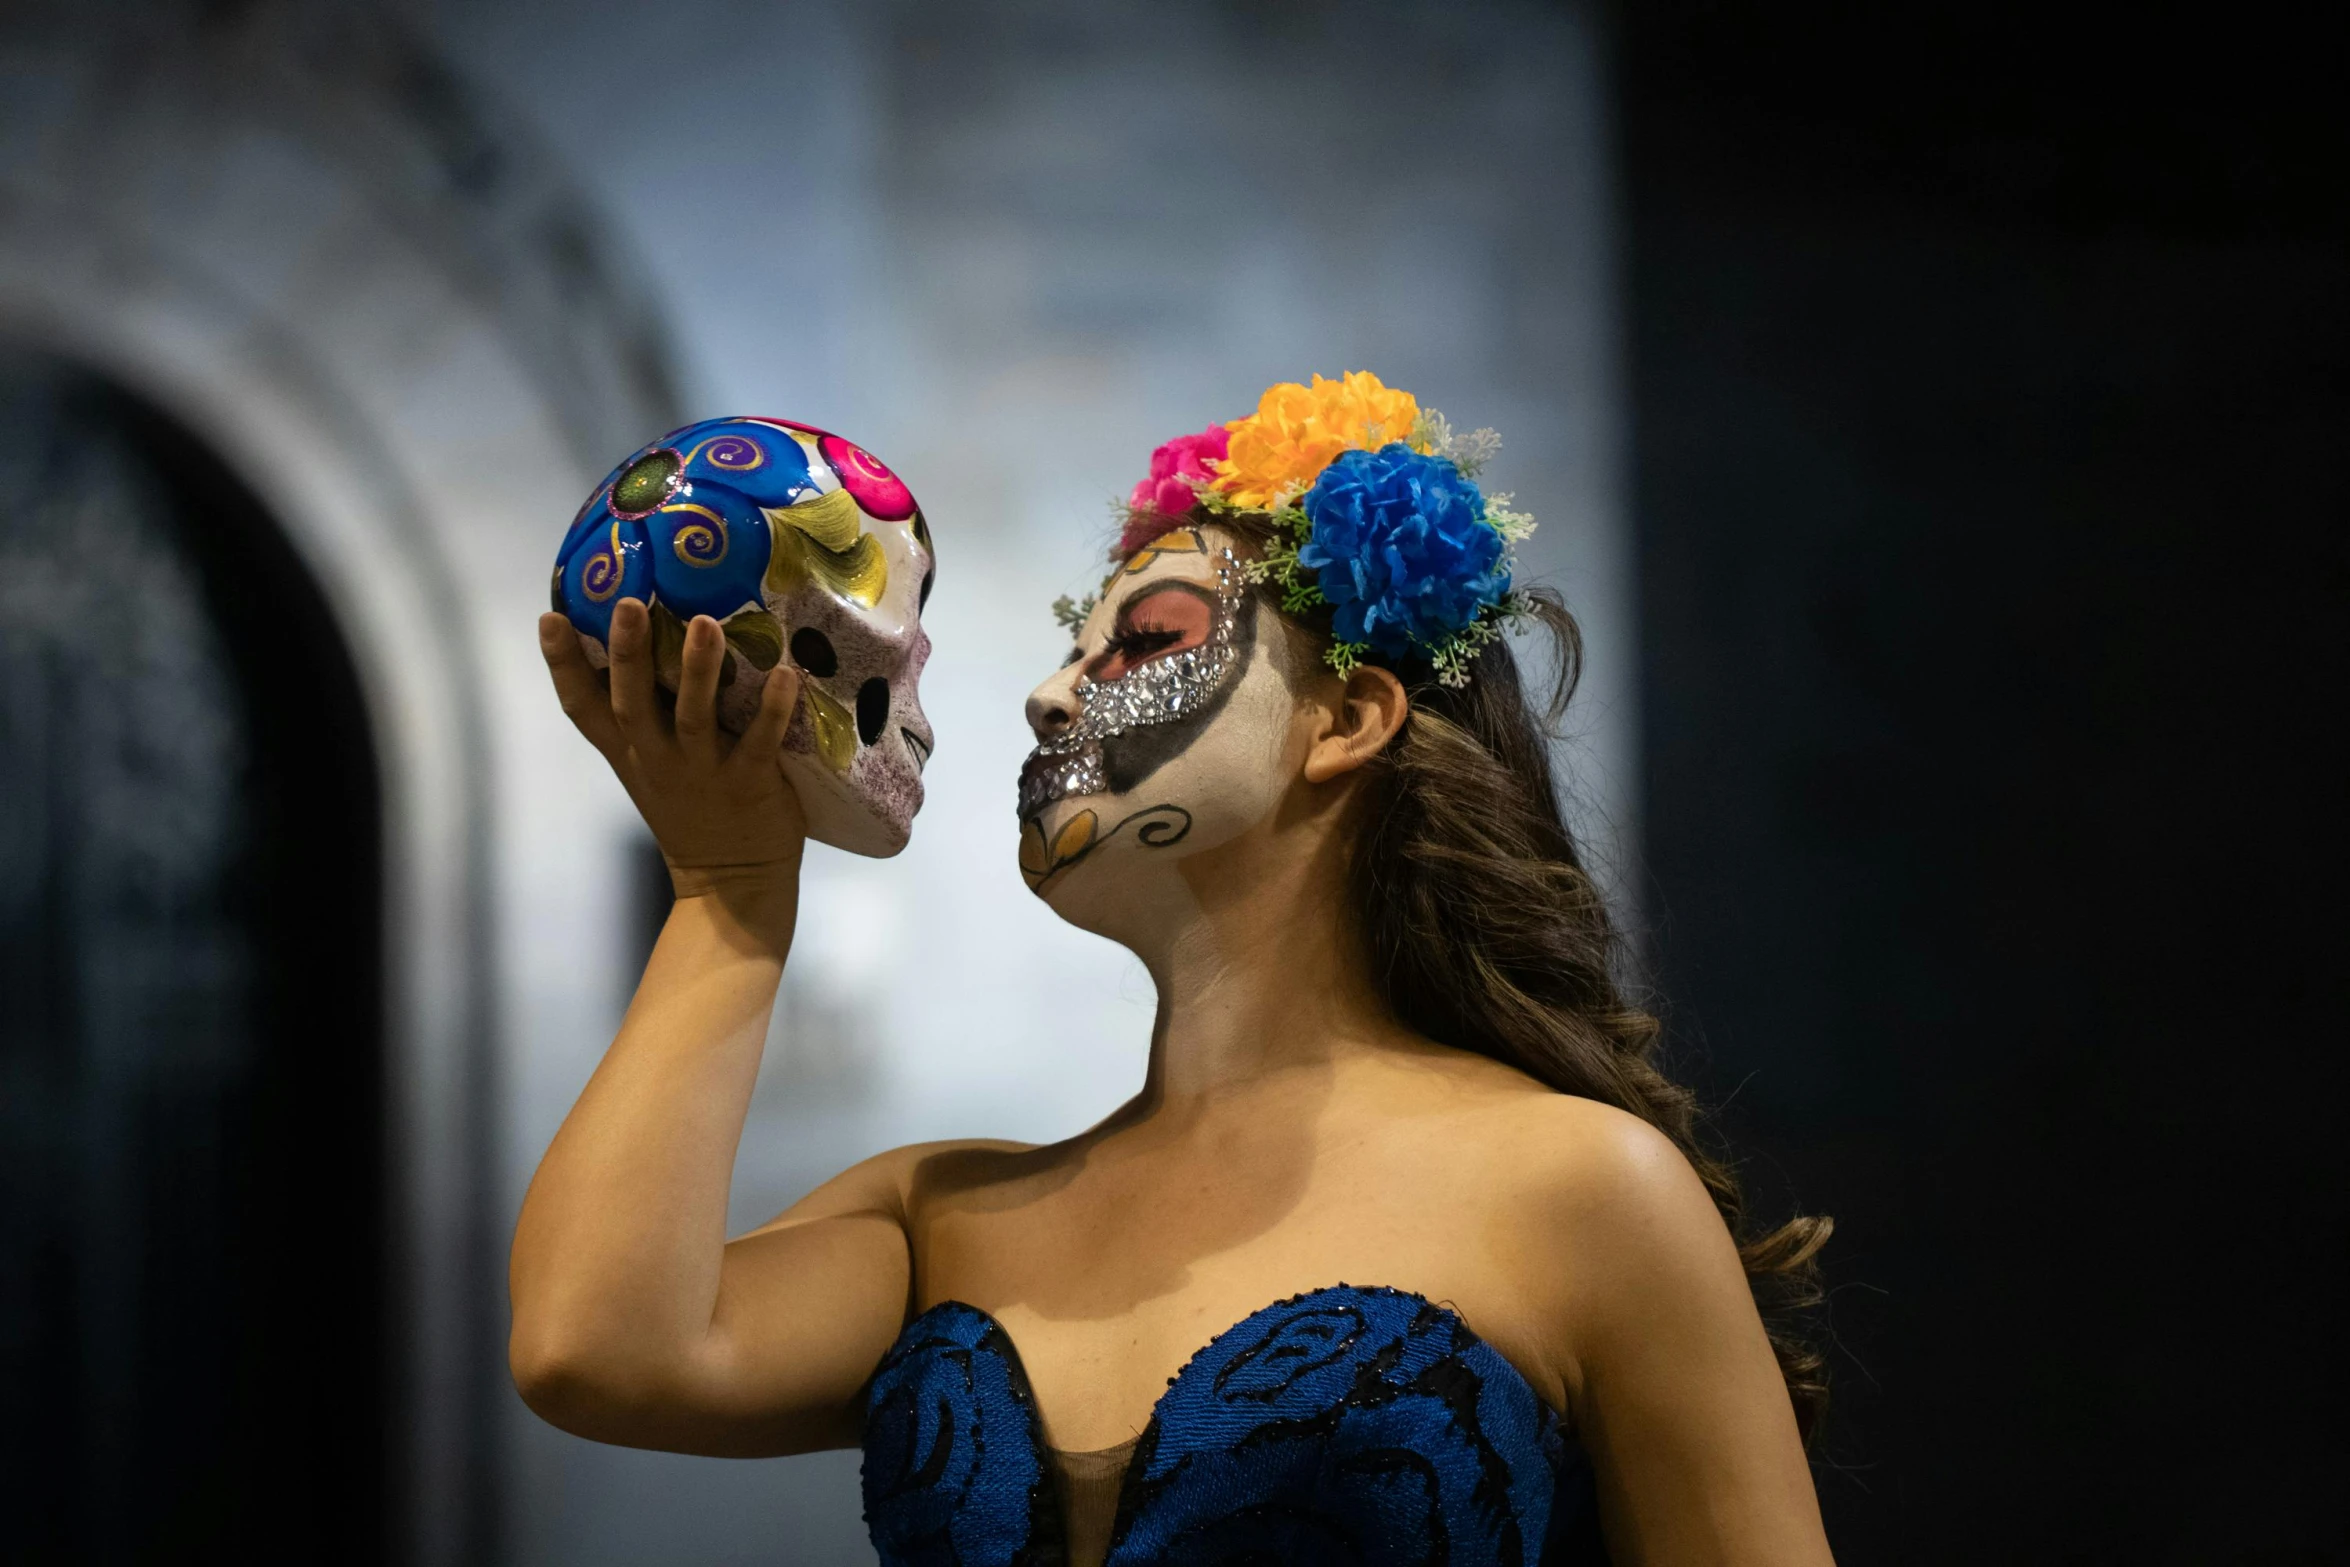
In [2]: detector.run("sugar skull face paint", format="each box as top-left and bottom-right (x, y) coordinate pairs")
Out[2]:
(1018, 530), (1303, 913)
(553, 416), (936, 857)
(1016, 543), (1248, 824)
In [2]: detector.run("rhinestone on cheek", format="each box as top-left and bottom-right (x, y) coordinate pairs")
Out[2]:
(1015, 550), (1243, 820)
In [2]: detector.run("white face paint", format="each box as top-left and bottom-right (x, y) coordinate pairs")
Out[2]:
(1017, 528), (1303, 938)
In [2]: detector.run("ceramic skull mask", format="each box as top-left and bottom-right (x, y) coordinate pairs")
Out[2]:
(553, 416), (935, 857)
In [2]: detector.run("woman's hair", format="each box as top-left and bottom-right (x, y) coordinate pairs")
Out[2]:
(1211, 516), (1834, 1441)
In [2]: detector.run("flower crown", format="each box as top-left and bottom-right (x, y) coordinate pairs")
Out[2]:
(1059, 372), (1537, 687)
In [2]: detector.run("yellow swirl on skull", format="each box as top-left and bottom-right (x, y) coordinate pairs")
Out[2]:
(580, 521), (626, 602)
(762, 488), (887, 608)
(662, 502), (730, 568)
(685, 433), (766, 471)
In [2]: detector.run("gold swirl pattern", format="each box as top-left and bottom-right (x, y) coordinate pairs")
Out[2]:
(762, 489), (888, 608)
(686, 434), (765, 471)
(661, 502), (730, 568)
(802, 683), (859, 773)
(580, 522), (626, 602)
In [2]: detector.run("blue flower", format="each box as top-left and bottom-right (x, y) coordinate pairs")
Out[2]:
(1297, 443), (1509, 660)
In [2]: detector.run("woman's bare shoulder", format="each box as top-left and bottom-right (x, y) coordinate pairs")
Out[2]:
(743, 1136), (1042, 1236)
(1370, 1043), (1701, 1197)
(1450, 1088), (1757, 1358)
(1435, 1086), (1720, 1245)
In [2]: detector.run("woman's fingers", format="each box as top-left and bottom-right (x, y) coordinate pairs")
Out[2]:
(674, 615), (725, 765)
(733, 662), (801, 776)
(606, 598), (665, 753)
(540, 613), (625, 757)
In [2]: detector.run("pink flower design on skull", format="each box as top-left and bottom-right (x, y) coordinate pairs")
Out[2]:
(819, 433), (916, 521)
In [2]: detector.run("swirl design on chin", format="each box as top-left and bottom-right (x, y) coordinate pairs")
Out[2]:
(1018, 802), (1192, 891)
(1129, 805), (1192, 848)
(662, 502), (730, 567)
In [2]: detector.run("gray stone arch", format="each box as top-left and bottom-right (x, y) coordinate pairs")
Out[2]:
(0, 4), (678, 1558)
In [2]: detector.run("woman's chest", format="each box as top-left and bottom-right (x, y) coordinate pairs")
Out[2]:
(861, 1284), (1588, 1567)
(905, 1148), (1568, 1449)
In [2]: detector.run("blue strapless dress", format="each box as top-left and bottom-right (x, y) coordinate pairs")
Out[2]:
(860, 1283), (1607, 1566)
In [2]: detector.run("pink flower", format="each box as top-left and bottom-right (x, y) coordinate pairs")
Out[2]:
(1125, 424), (1228, 522)
(819, 433), (916, 521)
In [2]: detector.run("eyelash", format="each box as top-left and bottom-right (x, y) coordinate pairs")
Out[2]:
(1105, 628), (1182, 662)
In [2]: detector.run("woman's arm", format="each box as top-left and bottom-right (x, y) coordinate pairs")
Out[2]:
(507, 601), (911, 1456)
(1517, 1101), (1836, 1565)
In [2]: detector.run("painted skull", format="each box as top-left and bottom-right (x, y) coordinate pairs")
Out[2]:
(552, 416), (936, 857)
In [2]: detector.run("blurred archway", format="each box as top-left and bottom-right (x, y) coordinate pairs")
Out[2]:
(0, 3), (680, 1558)
(0, 353), (385, 1560)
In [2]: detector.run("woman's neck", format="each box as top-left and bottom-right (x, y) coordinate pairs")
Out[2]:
(1129, 809), (1406, 1108)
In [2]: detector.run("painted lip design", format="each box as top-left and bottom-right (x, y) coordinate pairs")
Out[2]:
(1016, 549), (1243, 822)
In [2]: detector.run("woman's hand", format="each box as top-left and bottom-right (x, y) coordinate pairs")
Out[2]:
(539, 601), (805, 890)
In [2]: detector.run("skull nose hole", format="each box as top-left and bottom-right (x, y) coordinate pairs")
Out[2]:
(855, 677), (891, 746)
(789, 628), (838, 677)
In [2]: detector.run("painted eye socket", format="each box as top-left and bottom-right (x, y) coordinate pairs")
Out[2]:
(1088, 583), (1213, 682)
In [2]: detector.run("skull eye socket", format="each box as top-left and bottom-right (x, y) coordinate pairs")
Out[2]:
(856, 677), (890, 746)
(790, 628), (839, 677)
(919, 565), (935, 612)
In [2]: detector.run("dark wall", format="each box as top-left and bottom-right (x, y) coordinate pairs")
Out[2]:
(0, 357), (385, 1558)
(1616, 8), (2346, 1561)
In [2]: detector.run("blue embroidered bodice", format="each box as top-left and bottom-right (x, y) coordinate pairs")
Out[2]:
(860, 1284), (1607, 1566)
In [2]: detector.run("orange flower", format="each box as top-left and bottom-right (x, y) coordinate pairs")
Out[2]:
(1210, 371), (1421, 509)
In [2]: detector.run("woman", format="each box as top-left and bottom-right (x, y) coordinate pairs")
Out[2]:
(511, 373), (1836, 1564)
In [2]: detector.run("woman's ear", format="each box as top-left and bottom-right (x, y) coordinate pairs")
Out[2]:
(1302, 663), (1409, 783)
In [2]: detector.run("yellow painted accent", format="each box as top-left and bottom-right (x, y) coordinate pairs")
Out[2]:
(1019, 818), (1050, 881)
(721, 607), (784, 670)
(763, 521), (803, 596)
(650, 599), (689, 686)
(802, 684), (859, 773)
(1124, 527), (1204, 574)
(763, 491), (890, 609)
(1051, 810), (1099, 864)
(772, 487), (861, 552)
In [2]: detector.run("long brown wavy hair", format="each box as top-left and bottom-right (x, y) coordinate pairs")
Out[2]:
(1211, 515), (1834, 1442)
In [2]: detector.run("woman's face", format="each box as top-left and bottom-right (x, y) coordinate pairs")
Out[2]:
(1017, 527), (1306, 935)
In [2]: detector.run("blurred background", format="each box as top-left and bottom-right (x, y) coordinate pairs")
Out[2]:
(0, 1), (2337, 1563)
